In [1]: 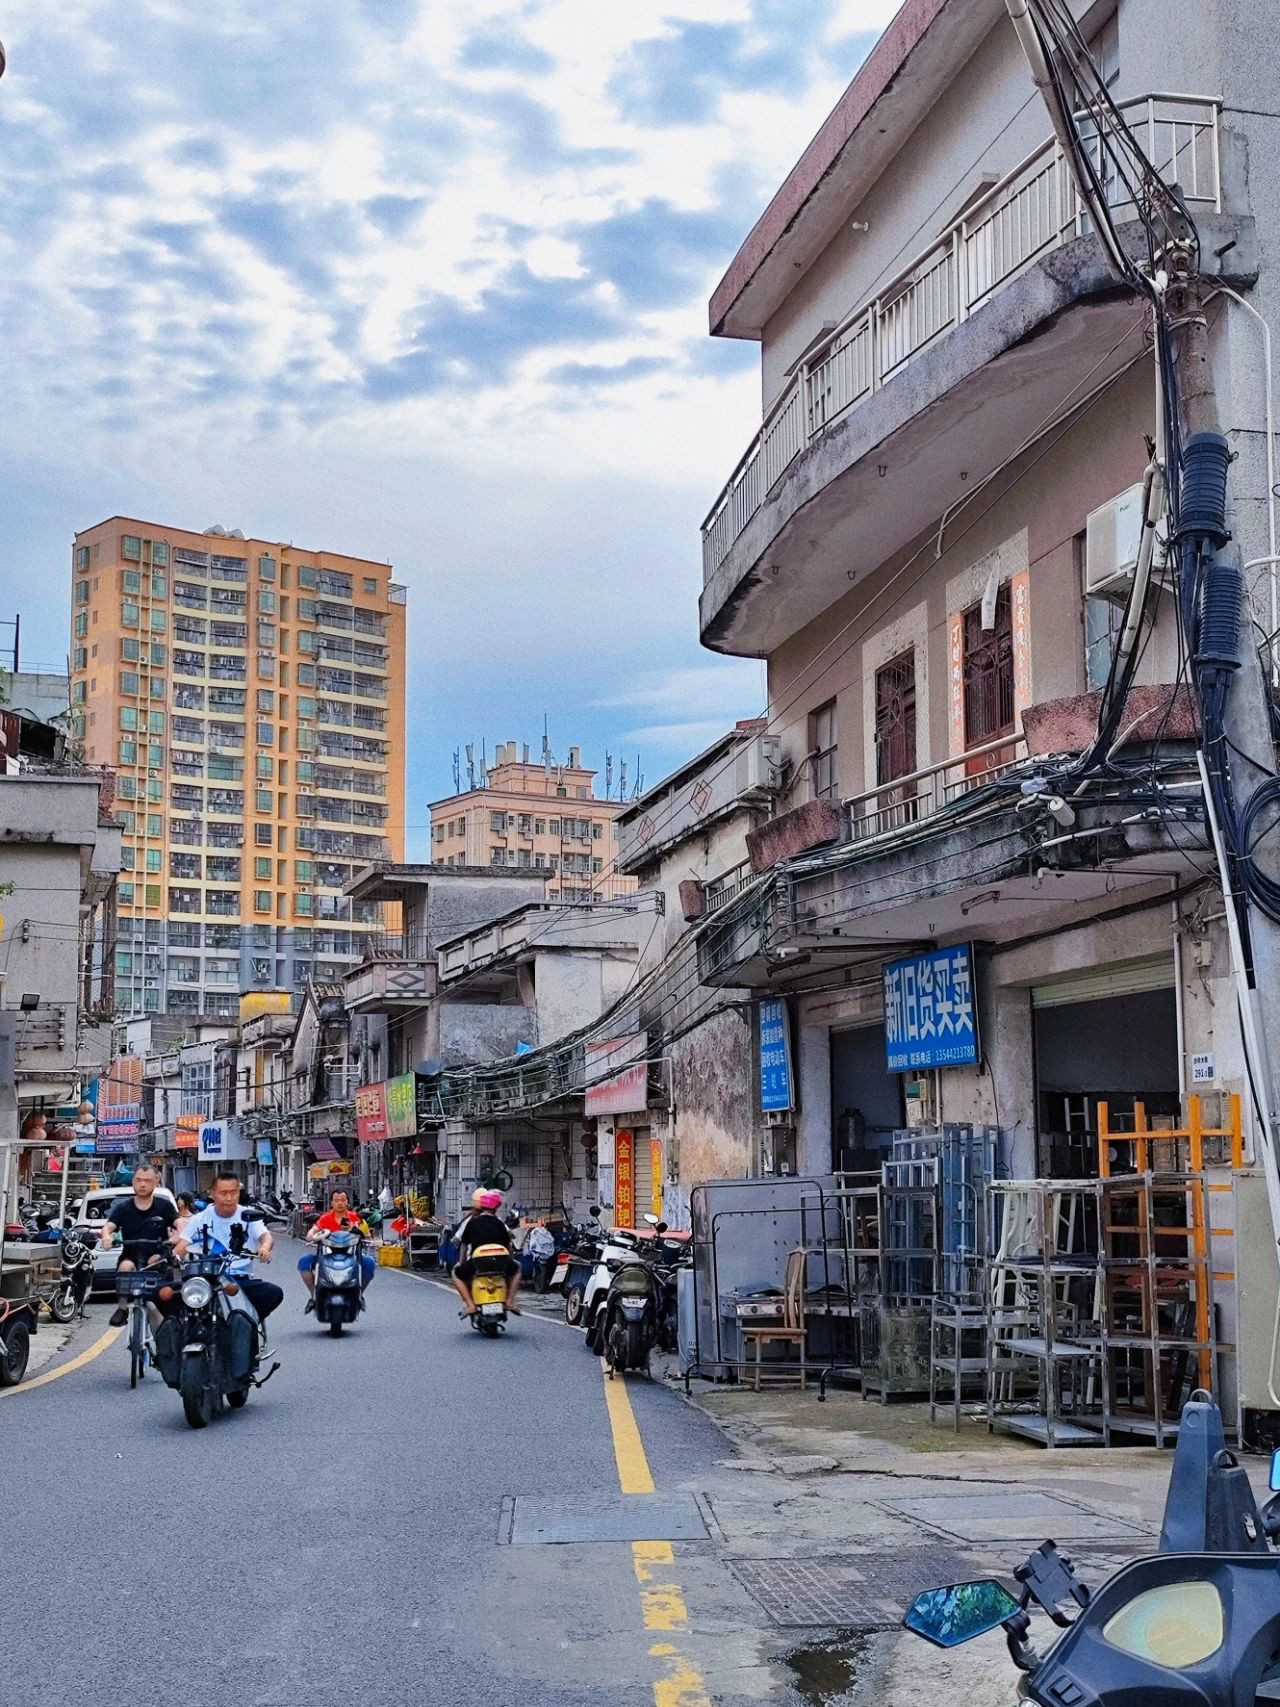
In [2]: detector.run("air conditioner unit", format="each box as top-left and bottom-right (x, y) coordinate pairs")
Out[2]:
(1085, 482), (1160, 602)
(735, 734), (783, 802)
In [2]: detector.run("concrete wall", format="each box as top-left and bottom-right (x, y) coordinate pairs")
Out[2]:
(530, 949), (637, 1044)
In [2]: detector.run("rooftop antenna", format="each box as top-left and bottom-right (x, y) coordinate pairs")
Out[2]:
(605, 752), (613, 799)
(633, 754), (643, 800)
(618, 759), (628, 800)
(465, 744), (477, 789)
(452, 748), (461, 792)
(481, 737), (488, 785)
(542, 714), (552, 778)
(522, 742), (530, 764)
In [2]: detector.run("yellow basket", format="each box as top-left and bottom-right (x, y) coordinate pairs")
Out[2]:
(378, 1244), (405, 1268)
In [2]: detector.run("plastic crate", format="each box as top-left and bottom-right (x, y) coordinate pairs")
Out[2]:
(378, 1244), (405, 1269)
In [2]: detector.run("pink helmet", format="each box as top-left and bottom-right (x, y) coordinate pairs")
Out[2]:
(479, 1189), (503, 1211)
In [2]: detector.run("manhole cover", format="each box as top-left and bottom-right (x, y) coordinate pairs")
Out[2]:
(872, 1490), (1151, 1545)
(504, 1493), (708, 1546)
(729, 1551), (972, 1629)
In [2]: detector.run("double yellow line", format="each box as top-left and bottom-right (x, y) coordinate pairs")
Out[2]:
(601, 1364), (712, 1707)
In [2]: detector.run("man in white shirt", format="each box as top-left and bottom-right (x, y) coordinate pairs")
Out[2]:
(175, 1170), (283, 1329)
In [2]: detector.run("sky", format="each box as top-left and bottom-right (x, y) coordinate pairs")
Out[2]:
(0, 0), (896, 856)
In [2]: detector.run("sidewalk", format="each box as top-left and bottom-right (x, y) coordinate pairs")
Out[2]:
(663, 1368), (1271, 1704)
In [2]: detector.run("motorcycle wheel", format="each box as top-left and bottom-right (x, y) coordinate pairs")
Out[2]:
(624, 1320), (647, 1372)
(226, 1389), (249, 1409)
(479, 1316), (501, 1338)
(48, 1285), (77, 1325)
(329, 1316), (344, 1337)
(180, 1355), (213, 1429)
(565, 1284), (585, 1326)
(129, 1311), (147, 1389)
(0, 1323), (30, 1387)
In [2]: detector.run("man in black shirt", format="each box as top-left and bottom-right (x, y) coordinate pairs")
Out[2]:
(100, 1163), (178, 1327)
(450, 1189), (521, 1316)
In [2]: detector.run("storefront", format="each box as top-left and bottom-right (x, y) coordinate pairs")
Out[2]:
(1032, 956), (1179, 1177)
(829, 1024), (904, 1174)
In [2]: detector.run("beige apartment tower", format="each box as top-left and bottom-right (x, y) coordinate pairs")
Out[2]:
(430, 743), (636, 902)
(69, 517), (406, 1017)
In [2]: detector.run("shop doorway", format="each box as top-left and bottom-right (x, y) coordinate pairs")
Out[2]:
(1033, 974), (1179, 1177)
(830, 1025), (904, 1174)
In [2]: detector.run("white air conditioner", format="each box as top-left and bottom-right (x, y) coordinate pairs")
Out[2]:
(1085, 482), (1153, 601)
(735, 734), (783, 802)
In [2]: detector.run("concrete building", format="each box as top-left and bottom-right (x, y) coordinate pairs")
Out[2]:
(688, 0), (1278, 1198)
(68, 516), (407, 1019)
(5, 669), (70, 728)
(429, 742), (636, 903)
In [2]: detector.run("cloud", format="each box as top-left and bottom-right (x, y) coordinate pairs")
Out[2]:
(602, 660), (764, 753)
(460, 28), (556, 76)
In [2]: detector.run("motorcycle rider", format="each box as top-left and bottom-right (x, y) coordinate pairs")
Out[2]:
(100, 1162), (178, 1328)
(298, 1188), (376, 1313)
(174, 1171), (283, 1341)
(451, 1189), (521, 1317)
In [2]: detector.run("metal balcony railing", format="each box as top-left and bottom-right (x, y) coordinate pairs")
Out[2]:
(360, 930), (432, 960)
(701, 93), (1221, 583)
(845, 733), (1029, 846)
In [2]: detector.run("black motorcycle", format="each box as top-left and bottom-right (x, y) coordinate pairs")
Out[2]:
(45, 1226), (95, 1324)
(905, 1389), (1280, 1705)
(154, 1228), (278, 1429)
(595, 1218), (688, 1376)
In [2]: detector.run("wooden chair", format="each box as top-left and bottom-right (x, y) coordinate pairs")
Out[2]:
(740, 1248), (808, 1389)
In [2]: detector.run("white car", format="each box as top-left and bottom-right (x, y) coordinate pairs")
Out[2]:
(70, 1187), (179, 1295)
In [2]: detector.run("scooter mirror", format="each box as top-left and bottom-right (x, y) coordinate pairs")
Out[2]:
(643, 1212), (660, 1227)
(904, 1580), (1020, 1649)
(1270, 1447), (1280, 1493)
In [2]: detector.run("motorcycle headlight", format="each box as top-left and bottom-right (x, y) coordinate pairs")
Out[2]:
(181, 1276), (213, 1310)
(1103, 1582), (1224, 1668)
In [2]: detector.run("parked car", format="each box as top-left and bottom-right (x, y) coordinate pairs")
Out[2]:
(69, 1187), (179, 1295)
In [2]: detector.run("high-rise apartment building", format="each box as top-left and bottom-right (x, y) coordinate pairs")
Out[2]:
(429, 743), (636, 902)
(69, 517), (405, 1017)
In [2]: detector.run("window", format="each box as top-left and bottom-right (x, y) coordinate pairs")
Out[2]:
(117, 777), (136, 800)
(145, 849), (162, 874)
(147, 813), (163, 836)
(255, 891), (272, 913)
(808, 699), (838, 801)
(123, 639), (143, 663)
(490, 811), (506, 832)
(148, 778), (162, 802)
(1085, 596), (1123, 691)
(150, 642), (167, 666)
(592, 822), (603, 840)
(257, 690), (275, 714)
(874, 650), (917, 799)
(75, 578), (90, 604)
(298, 695), (315, 718)
(296, 893), (313, 916)
(257, 755), (274, 778)
(151, 573), (167, 599)
(255, 824), (273, 846)
(256, 788), (272, 811)
(592, 858), (602, 874)
(123, 569), (142, 594)
(151, 541), (170, 568)
(962, 583), (1014, 749)
(75, 547), (90, 572)
(150, 609), (166, 632)
(298, 565), (318, 590)
(121, 600), (140, 627)
(1088, 9), (1119, 87)
(144, 884), (161, 908)
(118, 882), (134, 905)
(363, 577), (377, 594)
(121, 534), (142, 561)
(150, 676), (165, 699)
(120, 706), (138, 731)
(258, 555), (276, 580)
(148, 710), (165, 734)
(257, 721), (274, 746)
(255, 857), (272, 880)
(548, 819), (560, 836)
(297, 664), (315, 687)
(490, 849), (504, 866)
(295, 859), (313, 882)
(71, 681), (86, 705)
(259, 589), (276, 614)
(74, 611), (88, 639)
(148, 743), (164, 767)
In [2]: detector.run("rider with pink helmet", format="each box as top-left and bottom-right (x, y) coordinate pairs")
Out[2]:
(450, 1187), (521, 1317)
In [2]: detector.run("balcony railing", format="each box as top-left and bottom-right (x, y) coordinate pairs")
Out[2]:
(701, 93), (1221, 583)
(845, 733), (1029, 846)
(360, 929), (432, 960)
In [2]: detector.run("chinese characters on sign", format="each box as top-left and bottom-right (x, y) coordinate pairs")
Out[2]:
(385, 1073), (417, 1139)
(758, 998), (794, 1113)
(354, 1081), (389, 1143)
(884, 945), (980, 1072)
(584, 1035), (649, 1117)
(615, 1129), (635, 1230)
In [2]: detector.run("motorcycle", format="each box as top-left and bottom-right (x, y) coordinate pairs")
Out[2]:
(312, 1227), (366, 1336)
(153, 1228), (278, 1429)
(45, 1226), (95, 1323)
(468, 1243), (513, 1338)
(905, 1388), (1280, 1705)
(582, 1218), (690, 1351)
(591, 1217), (689, 1374)
(548, 1210), (604, 1324)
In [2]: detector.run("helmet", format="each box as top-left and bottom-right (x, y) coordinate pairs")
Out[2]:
(470, 1188), (488, 1210)
(479, 1190), (503, 1211)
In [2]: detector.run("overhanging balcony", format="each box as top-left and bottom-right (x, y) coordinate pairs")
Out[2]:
(344, 931), (435, 1012)
(700, 95), (1248, 657)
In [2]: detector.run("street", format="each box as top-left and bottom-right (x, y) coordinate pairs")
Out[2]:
(0, 1244), (780, 1707)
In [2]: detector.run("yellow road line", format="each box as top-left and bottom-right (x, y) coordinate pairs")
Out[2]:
(648, 1644), (713, 1707)
(0, 1324), (121, 1397)
(601, 1360), (656, 1494)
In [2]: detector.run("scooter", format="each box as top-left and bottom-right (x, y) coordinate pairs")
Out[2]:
(468, 1244), (512, 1338)
(582, 1218), (690, 1352)
(548, 1210), (604, 1325)
(153, 1228), (278, 1428)
(313, 1227), (366, 1336)
(46, 1226), (95, 1323)
(905, 1389), (1280, 1704)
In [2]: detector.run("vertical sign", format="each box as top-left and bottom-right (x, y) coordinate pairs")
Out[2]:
(615, 1128), (635, 1230)
(883, 945), (980, 1071)
(948, 609), (965, 756)
(1011, 568), (1032, 723)
(354, 1081), (389, 1143)
(385, 1073), (417, 1139)
(650, 1137), (663, 1220)
(758, 999), (794, 1113)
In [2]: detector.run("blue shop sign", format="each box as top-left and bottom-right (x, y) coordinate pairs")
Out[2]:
(758, 998), (794, 1113)
(884, 944), (980, 1072)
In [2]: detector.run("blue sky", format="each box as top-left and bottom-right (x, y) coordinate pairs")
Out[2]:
(0, 0), (890, 855)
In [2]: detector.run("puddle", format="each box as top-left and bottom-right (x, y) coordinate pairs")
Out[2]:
(783, 1633), (869, 1705)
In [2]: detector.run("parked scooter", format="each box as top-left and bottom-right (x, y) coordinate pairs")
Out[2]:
(590, 1216), (689, 1373)
(905, 1389), (1280, 1704)
(581, 1219), (690, 1351)
(548, 1208), (604, 1325)
(153, 1228), (278, 1428)
(46, 1226), (95, 1323)
(312, 1227), (366, 1336)
(467, 1244), (513, 1338)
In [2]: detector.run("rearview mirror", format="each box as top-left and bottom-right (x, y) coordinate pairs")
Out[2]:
(904, 1580), (1020, 1648)
(1270, 1447), (1280, 1493)
(643, 1212), (660, 1227)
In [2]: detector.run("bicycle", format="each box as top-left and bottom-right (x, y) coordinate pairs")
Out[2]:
(114, 1262), (170, 1389)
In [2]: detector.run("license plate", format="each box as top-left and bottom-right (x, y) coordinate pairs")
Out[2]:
(481, 1303), (505, 1317)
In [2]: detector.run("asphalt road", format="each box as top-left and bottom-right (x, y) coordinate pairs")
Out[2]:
(0, 1242), (747, 1707)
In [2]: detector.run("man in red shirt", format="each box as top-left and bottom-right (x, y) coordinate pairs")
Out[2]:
(298, 1189), (376, 1313)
